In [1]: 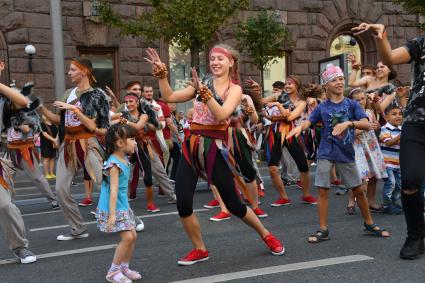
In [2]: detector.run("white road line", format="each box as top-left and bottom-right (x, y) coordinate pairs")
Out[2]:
(29, 208), (208, 232)
(0, 244), (117, 265)
(22, 210), (62, 217)
(170, 255), (374, 283)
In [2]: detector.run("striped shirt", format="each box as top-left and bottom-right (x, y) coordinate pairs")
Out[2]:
(379, 122), (401, 169)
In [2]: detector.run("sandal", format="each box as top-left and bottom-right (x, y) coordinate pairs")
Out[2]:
(369, 206), (383, 213)
(106, 270), (132, 283)
(363, 223), (390, 237)
(308, 229), (330, 243)
(121, 267), (142, 280)
(346, 206), (356, 215)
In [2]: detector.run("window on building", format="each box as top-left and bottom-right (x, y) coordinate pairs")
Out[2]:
(169, 43), (206, 112)
(78, 47), (119, 93)
(263, 57), (286, 97)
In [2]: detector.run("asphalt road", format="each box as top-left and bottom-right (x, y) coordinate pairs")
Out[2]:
(0, 167), (424, 283)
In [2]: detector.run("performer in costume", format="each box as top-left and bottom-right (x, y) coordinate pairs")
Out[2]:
(0, 60), (37, 263)
(352, 22), (425, 260)
(261, 76), (317, 206)
(39, 57), (109, 241)
(145, 44), (284, 266)
(3, 82), (59, 210)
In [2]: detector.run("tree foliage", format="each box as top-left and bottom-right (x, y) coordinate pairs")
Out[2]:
(97, 0), (250, 69)
(394, 0), (425, 29)
(235, 10), (292, 92)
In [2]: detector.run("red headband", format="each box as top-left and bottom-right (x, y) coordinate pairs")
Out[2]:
(124, 93), (139, 100)
(286, 77), (298, 87)
(71, 60), (97, 86)
(209, 47), (233, 60)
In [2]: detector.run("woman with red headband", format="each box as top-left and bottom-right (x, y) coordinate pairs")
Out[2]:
(145, 44), (284, 265)
(40, 57), (110, 241)
(261, 76), (317, 207)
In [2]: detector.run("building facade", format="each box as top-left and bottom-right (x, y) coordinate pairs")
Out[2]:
(0, 0), (422, 105)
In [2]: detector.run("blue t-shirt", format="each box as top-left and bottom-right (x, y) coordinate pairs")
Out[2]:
(97, 155), (131, 213)
(309, 97), (368, 163)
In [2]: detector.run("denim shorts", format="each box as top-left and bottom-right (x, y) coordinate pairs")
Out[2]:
(314, 159), (363, 189)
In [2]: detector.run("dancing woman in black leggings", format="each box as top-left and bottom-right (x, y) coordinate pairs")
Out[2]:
(261, 76), (317, 206)
(352, 22), (425, 260)
(145, 44), (284, 266)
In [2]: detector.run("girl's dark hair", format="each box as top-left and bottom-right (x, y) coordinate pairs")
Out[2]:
(305, 83), (325, 98)
(104, 124), (135, 160)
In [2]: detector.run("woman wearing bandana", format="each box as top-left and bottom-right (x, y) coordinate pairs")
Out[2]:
(40, 58), (109, 241)
(262, 76), (317, 207)
(145, 44), (284, 265)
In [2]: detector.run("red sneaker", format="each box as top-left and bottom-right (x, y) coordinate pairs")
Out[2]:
(295, 180), (303, 189)
(177, 249), (209, 266)
(331, 179), (342, 186)
(270, 198), (292, 207)
(257, 183), (265, 197)
(146, 203), (160, 212)
(204, 199), (220, 209)
(78, 198), (93, 207)
(263, 233), (285, 255)
(301, 195), (318, 205)
(253, 207), (268, 218)
(209, 211), (231, 222)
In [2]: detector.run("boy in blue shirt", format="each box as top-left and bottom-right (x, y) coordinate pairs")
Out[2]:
(288, 64), (390, 242)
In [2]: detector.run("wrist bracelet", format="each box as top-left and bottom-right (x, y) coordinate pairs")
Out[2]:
(352, 122), (355, 129)
(153, 63), (168, 79)
(71, 108), (80, 114)
(199, 85), (213, 103)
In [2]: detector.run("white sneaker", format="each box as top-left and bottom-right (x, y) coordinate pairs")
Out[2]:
(57, 232), (89, 241)
(135, 219), (145, 232)
(14, 248), (37, 264)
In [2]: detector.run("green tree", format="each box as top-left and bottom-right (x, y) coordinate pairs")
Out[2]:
(235, 10), (292, 93)
(394, 0), (425, 29)
(97, 0), (249, 70)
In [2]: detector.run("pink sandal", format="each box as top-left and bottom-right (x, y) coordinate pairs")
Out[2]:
(106, 270), (132, 283)
(121, 267), (142, 280)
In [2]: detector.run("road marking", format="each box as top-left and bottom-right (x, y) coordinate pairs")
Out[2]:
(0, 244), (117, 265)
(170, 255), (373, 283)
(22, 210), (62, 217)
(29, 208), (208, 232)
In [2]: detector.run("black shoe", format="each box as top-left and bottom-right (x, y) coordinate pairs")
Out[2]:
(14, 248), (37, 264)
(51, 201), (60, 210)
(400, 237), (425, 260)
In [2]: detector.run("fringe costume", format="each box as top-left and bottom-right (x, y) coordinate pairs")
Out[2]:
(55, 87), (109, 236)
(0, 94), (31, 253)
(265, 93), (309, 172)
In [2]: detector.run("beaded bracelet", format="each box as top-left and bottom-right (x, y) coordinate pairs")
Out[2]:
(153, 63), (168, 79)
(199, 85), (213, 103)
(245, 105), (254, 114)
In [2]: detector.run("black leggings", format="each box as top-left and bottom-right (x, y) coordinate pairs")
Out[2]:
(268, 132), (309, 172)
(133, 143), (153, 187)
(234, 131), (256, 183)
(175, 151), (248, 218)
(400, 124), (425, 190)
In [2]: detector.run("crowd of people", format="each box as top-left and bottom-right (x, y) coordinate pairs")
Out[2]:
(0, 22), (423, 282)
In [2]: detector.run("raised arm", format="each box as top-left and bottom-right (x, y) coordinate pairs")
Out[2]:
(205, 85), (242, 122)
(145, 48), (196, 103)
(242, 95), (258, 124)
(0, 83), (29, 108)
(352, 23), (411, 65)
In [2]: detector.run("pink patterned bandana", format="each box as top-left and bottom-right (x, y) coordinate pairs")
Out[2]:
(322, 64), (344, 84)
